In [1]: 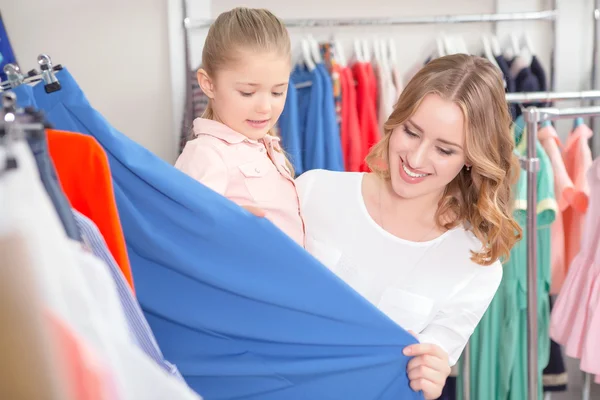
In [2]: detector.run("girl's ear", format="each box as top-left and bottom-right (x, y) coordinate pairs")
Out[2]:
(197, 69), (215, 99)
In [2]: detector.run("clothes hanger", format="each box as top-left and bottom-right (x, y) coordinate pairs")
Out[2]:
(436, 35), (446, 58)
(388, 38), (398, 66)
(456, 35), (469, 54)
(307, 34), (322, 65)
(373, 38), (382, 65)
(352, 36), (365, 63)
(301, 38), (316, 71)
(482, 36), (500, 69)
(490, 34), (502, 57)
(362, 39), (371, 62)
(333, 39), (347, 67)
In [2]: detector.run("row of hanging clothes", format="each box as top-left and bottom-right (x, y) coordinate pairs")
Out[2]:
(0, 58), (203, 400)
(450, 48), (598, 400)
(1, 55), (424, 400)
(181, 31), (548, 177)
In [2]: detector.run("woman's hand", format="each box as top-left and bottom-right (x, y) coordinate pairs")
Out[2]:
(403, 332), (451, 399)
(241, 205), (266, 217)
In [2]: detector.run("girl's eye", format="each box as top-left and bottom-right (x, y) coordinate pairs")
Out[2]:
(239, 91), (253, 97)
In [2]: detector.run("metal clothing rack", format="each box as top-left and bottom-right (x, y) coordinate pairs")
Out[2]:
(507, 91), (600, 400)
(183, 10), (557, 30)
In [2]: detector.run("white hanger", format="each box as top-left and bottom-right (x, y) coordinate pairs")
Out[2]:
(482, 35), (500, 69)
(436, 35), (446, 58)
(362, 39), (371, 62)
(334, 39), (347, 67)
(301, 38), (316, 71)
(510, 33), (520, 56)
(307, 34), (322, 64)
(373, 38), (382, 65)
(388, 37), (398, 65)
(490, 34), (502, 57)
(442, 33), (455, 55)
(521, 33), (535, 55)
(353, 39), (364, 63)
(456, 35), (469, 54)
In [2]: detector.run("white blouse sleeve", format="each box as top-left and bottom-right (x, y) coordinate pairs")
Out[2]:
(417, 260), (503, 366)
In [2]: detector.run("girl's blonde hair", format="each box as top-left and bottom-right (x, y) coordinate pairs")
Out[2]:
(199, 7), (295, 174)
(366, 54), (522, 266)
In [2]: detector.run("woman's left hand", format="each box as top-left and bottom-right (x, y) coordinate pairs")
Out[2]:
(403, 333), (451, 399)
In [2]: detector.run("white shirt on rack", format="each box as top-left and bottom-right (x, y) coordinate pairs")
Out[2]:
(0, 142), (201, 400)
(295, 170), (502, 365)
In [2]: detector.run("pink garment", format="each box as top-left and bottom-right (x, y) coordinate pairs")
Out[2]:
(47, 310), (116, 400)
(537, 125), (577, 295)
(175, 118), (305, 247)
(562, 124), (593, 270)
(550, 158), (600, 368)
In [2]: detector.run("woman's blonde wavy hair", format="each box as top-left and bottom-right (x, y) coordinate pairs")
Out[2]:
(366, 54), (522, 265)
(198, 7), (295, 174)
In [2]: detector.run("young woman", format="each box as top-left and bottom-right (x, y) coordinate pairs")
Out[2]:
(296, 54), (522, 399)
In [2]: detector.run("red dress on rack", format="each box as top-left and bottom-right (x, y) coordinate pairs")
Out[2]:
(47, 129), (135, 292)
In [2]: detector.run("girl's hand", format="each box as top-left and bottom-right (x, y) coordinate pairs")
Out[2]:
(403, 331), (451, 400)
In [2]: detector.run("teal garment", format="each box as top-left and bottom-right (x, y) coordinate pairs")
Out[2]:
(458, 139), (556, 400)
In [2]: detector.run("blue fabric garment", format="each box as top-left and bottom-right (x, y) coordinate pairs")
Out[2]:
(27, 68), (423, 400)
(0, 13), (17, 82)
(291, 65), (325, 172)
(316, 64), (344, 171)
(73, 209), (185, 381)
(6, 84), (82, 242)
(278, 82), (303, 174)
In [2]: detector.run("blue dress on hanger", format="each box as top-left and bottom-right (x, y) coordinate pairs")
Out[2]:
(21, 68), (424, 400)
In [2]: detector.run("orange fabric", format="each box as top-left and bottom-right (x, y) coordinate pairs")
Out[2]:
(562, 124), (593, 274)
(340, 67), (362, 172)
(352, 62), (380, 172)
(46, 129), (134, 291)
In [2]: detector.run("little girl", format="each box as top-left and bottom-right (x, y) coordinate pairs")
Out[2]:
(175, 7), (305, 247)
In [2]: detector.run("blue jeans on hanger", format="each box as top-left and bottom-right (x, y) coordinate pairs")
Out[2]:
(31, 67), (424, 400)
(5, 84), (81, 242)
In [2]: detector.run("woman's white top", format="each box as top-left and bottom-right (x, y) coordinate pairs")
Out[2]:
(295, 170), (502, 365)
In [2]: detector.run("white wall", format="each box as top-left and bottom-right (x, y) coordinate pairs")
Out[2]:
(1, 0), (177, 162)
(1, 0), (597, 164)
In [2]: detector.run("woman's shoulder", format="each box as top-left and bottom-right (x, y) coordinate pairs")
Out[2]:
(295, 170), (362, 198)
(442, 227), (503, 276)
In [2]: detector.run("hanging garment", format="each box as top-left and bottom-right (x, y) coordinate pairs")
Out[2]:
(391, 65), (403, 101)
(291, 64), (326, 172)
(459, 131), (557, 400)
(47, 310), (117, 400)
(317, 63), (345, 171)
(180, 67), (209, 154)
(551, 158), (600, 361)
(495, 55), (518, 119)
(0, 233), (71, 400)
(46, 129), (134, 291)
(339, 67), (362, 172)
(175, 118), (305, 247)
(1, 140), (202, 400)
(74, 210), (183, 379)
(27, 67), (423, 400)
(533, 124), (578, 295)
(278, 82), (303, 173)
(352, 62), (379, 172)
(562, 123), (593, 272)
(0, 12), (17, 82)
(319, 43), (343, 126)
(375, 62), (396, 134)
(543, 296), (568, 392)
